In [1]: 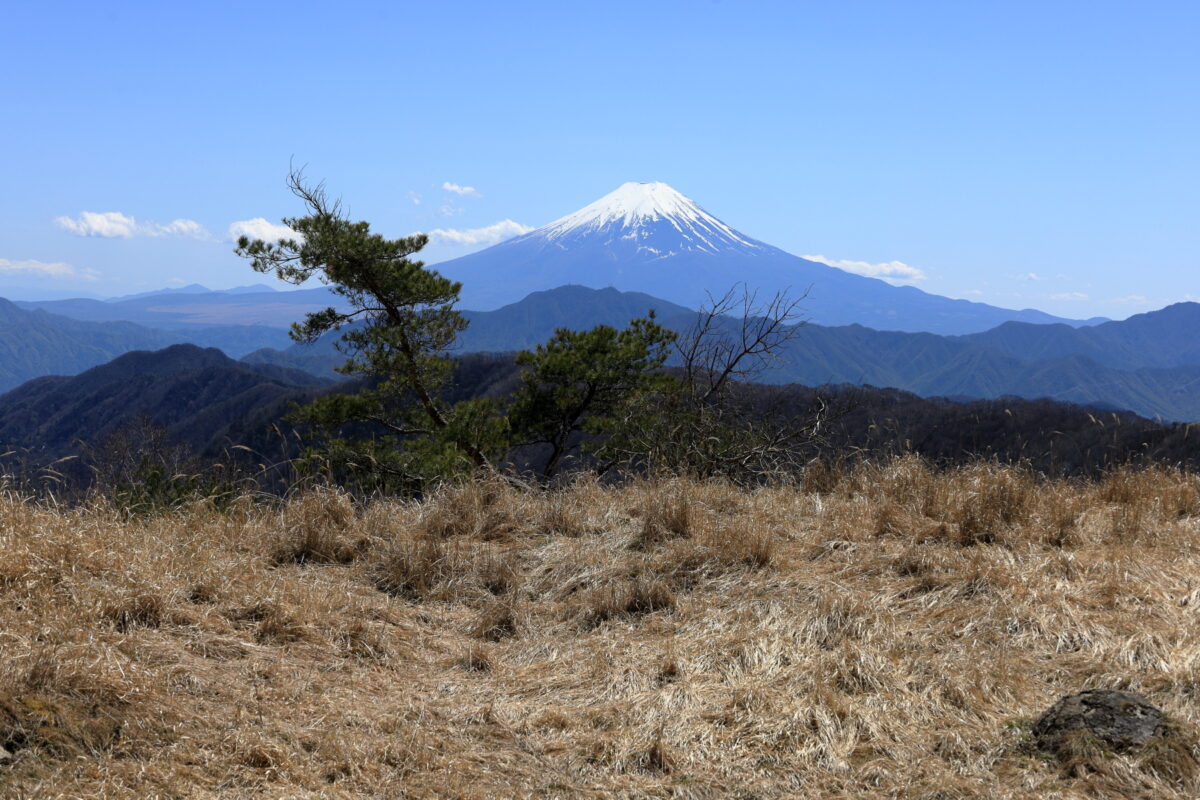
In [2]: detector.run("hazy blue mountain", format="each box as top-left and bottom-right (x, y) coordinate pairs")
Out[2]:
(0, 294), (300, 392)
(104, 283), (280, 300)
(243, 284), (694, 376)
(961, 302), (1200, 370)
(461, 285), (693, 351)
(0, 298), (180, 392)
(12, 286), (332, 356)
(751, 323), (1200, 422)
(219, 284), (280, 295)
(159, 325), (293, 357)
(433, 181), (1102, 335)
(16, 285), (346, 329)
(105, 283), (218, 302)
(0, 286), (106, 301)
(240, 345), (345, 379)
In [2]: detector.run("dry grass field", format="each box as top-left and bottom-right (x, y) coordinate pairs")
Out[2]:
(3, 458), (1200, 798)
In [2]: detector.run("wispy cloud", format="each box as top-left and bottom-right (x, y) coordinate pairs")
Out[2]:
(407, 191), (422, 205)
(1016, 272), (1069, 282)
(55, 211), (210, 239)
(1049, 292), (1089, 301)
(442, 181), (481, 198)
(228, 218), (299, 243)
(428, 219), (533, 246)
(0, 257), (99, 280)
(802, 254), (927, 284)
(156, 219), (208, 237)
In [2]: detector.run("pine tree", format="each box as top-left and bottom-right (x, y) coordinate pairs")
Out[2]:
(235, 171), (503, 488)
(508, 317), (676, 478)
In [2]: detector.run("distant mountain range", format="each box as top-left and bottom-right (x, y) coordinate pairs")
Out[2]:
(434, 181), (1106, 335)
(241, 285), (693, 374)
(0, 297), (297, 393)
(104, 283), (280, 302)
(964, 303), (1200, 370)
(243, 286), (1200, 421)
(16, 286), (343, 330)
(764, 322), (1200, 422)
(1, 276), (1195, 421)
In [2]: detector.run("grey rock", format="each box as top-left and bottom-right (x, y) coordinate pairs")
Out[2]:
(1033, 689), (1164, 753)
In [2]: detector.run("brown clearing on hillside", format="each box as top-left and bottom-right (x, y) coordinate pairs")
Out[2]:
(2, 458), (1200, 798)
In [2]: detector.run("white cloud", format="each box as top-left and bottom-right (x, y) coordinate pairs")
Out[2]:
(442, 181), (481, 198)
(1112, 294), (1150, 305)
(1049, 292), (1089, 301)
(0, 257), (99, 280)
(428, 219), (534, 246)
(55, 211), (138, 238)
(156, 219), (208, 238)
(802, 254), (928, 284)
(438, 203), (464, 217)
(407, 191), (422, 205)
(55, 211), (210, 239)
(228, 218), (299, 243)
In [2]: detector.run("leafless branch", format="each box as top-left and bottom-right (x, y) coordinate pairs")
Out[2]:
(675, 283), (807, 402)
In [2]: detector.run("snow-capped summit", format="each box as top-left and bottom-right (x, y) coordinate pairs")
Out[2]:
(534, 181), (761, 255)
(535, 181), (758, 250)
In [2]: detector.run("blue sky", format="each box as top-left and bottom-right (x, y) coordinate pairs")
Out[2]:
(2, 0), (1197, 318)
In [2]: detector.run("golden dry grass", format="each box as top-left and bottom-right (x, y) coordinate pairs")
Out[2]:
(2, 459), (1200, 798)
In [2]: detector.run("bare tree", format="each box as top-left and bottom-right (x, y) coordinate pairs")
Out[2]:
(598, 284), (833, 483)
(676, 283), (808, 402)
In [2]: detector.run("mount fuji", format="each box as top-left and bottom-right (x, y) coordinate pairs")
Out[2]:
(435, 182), (1100, 335)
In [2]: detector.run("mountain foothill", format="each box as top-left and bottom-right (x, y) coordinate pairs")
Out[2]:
(2, 181), (1196, 475)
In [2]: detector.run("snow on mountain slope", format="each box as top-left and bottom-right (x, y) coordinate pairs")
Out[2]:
(535, 181), (764, 256)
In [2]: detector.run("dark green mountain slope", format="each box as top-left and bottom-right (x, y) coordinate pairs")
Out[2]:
(803, 386), (1200, 476)
(0, 344), (328, 459)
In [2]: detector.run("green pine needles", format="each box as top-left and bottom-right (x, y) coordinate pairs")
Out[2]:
(509, 317), (677, 478)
